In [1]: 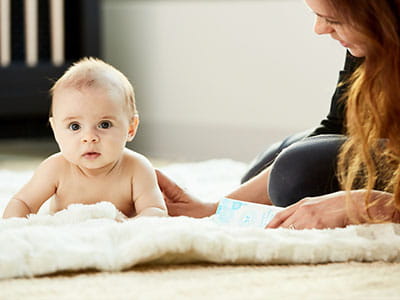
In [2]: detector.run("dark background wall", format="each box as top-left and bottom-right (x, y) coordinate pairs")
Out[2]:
(0, 0), (100, 139)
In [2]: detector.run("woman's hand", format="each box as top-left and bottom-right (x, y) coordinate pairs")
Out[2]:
(266, 190), (398, 230)
(266, 191), (350, 230)
(155, 169), (218, 218)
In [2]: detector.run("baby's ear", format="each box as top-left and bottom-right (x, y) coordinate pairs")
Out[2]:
(127, 115), (139, 142)
(49, 117), (55, 130)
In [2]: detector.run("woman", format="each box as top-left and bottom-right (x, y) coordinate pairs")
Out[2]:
(156, 0), (400, 229)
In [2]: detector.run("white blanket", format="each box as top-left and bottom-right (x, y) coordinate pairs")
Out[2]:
(1, 159), (400, 279)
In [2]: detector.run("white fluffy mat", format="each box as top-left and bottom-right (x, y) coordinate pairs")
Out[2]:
(1, 159), (400, 279)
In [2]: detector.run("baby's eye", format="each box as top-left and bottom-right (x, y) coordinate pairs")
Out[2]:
(98, 121), (112, 129)
(68, 123), (81, 131)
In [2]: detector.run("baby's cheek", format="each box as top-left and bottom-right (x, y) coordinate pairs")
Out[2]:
(58, 144), (78, 162)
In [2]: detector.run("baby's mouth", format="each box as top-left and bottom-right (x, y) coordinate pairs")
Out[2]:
(83, 152), (101, 159)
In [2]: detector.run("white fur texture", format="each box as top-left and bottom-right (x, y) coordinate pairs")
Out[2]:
(1, 159), (400, 279)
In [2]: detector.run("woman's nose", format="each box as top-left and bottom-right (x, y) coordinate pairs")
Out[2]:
(314, 17), (334, 35)
(81, 130), (99, 143)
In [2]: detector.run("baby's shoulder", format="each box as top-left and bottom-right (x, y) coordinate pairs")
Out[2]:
(42, 152), (68, 166)
(121, 149), (157, 185)
(121, 148), (153, 170)
(38, 153), (71, 172)
(32, 153), (69, 179)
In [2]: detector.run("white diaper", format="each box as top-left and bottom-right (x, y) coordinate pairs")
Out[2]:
(212, 198), (284, 228)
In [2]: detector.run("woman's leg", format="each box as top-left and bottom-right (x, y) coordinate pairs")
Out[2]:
(241, 129), (315, 183)
(268, 135), (346, 207)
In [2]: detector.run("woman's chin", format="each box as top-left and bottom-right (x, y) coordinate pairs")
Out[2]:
(347, 47), (366, 58)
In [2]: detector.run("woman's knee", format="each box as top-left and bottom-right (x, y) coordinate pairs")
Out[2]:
(268, 136), (345, 207)
(241, 129), (315, 184)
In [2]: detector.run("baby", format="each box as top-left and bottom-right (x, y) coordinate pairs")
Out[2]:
(3, 57), (167, 219)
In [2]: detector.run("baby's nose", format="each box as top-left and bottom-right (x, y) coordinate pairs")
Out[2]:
(81, 131), (99, 143)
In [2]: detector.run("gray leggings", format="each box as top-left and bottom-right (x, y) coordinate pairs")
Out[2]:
(242, 134), (346, 207)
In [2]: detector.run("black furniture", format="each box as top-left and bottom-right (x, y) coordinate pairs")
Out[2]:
(0, 0), (100, 138)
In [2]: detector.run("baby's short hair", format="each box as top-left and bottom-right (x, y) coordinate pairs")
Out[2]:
(50, 57), (137, 117)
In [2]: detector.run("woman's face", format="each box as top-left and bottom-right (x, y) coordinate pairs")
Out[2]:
(305, 0), (367, 57)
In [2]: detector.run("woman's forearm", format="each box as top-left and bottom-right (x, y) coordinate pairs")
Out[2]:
(346, 189), (400, 223)
(226, 166), (272, 205)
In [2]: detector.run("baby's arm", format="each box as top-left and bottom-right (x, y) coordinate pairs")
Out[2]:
(3, 155), (59, 218)
(131, 155), (168, 218)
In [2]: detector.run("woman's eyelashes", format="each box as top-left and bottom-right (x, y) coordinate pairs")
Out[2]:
(325, 18), (341, 25)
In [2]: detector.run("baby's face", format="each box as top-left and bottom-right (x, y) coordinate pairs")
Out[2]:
(50, 86), (137, 170)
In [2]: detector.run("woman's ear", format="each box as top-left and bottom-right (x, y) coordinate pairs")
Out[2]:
(127, 115), (139, 142)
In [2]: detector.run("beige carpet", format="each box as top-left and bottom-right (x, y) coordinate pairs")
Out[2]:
(1, 262), (399, 299)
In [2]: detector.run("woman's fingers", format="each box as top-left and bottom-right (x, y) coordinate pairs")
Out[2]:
(165, 202), (189, 216)
(155, 169), (187, 204)
(155, 169), (215, 217)
(155, 169), (173, 193)
(267, 193), (350, 230)
(266, 203), (298, 228)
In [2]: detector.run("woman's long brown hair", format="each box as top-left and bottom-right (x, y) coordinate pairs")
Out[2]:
(326, 0), (400, 222)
